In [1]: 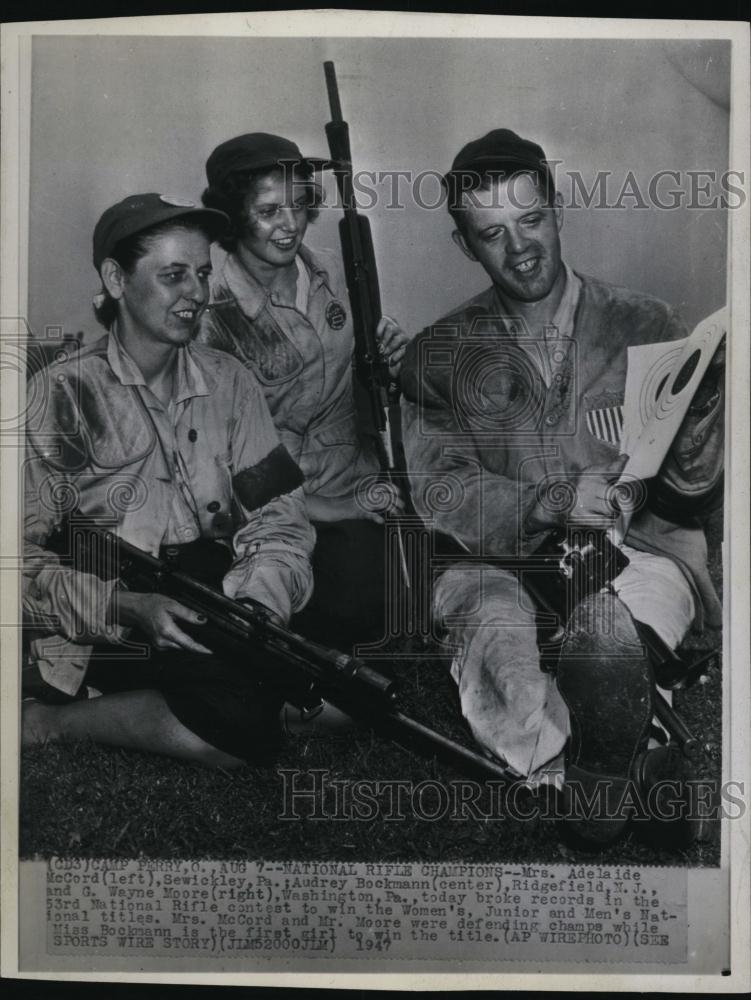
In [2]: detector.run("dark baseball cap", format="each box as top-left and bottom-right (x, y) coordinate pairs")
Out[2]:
(205, 133), (332, 188)
(444, 128), (553, 189)
(92, 193), (230, 270)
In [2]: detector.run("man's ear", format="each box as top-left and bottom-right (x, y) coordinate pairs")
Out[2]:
(451, 228), (478, 262)
(99, 258), (126, 300)
(553, 190), (564, 232)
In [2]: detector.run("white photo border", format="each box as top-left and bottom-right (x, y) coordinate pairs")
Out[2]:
(1, 9), (749, 991)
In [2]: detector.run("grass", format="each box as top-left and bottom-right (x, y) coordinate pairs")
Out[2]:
(20, 512), (723, 865)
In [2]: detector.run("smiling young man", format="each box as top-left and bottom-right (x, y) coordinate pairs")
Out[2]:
(198, 133), (409, 652)
(399, 130), (725, 844)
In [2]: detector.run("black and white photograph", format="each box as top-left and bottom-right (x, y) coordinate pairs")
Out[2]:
(1, 9), (749, 989)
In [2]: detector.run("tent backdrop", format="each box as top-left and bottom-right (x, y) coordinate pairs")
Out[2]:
(27, 35), (730, 342)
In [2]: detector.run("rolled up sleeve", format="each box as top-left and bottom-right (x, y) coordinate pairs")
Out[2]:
(23, 449), (125, 644)
(221, 370), (315, 622)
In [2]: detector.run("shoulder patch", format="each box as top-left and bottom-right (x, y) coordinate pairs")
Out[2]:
(325, 300), (347, 330)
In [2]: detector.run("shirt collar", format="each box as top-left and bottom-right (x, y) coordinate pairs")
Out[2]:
(549, 263), (581, 341)
(173, 344), (210, 402)
(490, 261), (581, 338)
(106, 330), (209, 403)
(218, 242), (334, 318)
(107, 330), (146, 386)
(297, 244), (334, 295)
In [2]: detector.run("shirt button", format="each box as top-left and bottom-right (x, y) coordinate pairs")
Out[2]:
(207, 501), (221, 513)
(545, 415), (557, 426)
(188, 429), (198, 442)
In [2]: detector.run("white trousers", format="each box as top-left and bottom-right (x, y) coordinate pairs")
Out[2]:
(433, 547), (695, 780)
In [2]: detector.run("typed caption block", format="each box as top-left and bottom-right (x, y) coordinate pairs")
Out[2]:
(45, 858), (687, 964)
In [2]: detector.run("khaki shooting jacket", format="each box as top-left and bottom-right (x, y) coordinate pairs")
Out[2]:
(400, 273), (724, 628)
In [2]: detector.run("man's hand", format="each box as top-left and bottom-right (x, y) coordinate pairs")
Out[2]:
(376, 315), (409, 376)
(657, 336), (725, 514)
(570, 455), (629, 523)
(307, 484), (405, 525)
(114, 592), (212, 654)
(364, 479), (406, 521)
(682, 335), (725, 422)
(526, 456), (628, 534)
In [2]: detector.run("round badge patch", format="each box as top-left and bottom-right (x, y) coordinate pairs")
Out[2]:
(325, 300), (347, 330)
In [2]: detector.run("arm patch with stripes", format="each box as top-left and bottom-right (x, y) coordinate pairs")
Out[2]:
(232, 444), (305, 512)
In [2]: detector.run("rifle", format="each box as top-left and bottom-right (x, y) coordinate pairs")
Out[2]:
(53, 523), (516, 783)
(322, 61), (411, 587)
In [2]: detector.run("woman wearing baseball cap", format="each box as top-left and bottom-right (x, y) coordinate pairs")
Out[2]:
(22, 192), (316, 764)
(198, 133), (410, 653)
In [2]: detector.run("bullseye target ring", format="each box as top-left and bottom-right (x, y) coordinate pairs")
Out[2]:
(637, 346), (683, 427)
(650, 326), (719, 423)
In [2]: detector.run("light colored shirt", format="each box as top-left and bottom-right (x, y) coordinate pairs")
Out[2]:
(494, 263), (582, 388)
(106, 332), (208, 549)
(23, 332), (315, 695)
(199, 244), (381, 520)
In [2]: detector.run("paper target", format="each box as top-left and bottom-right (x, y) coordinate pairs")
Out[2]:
(622, 306), (727, 482)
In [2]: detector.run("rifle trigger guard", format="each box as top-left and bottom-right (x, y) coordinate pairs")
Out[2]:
(235, 596), (272, 622)
(299, 700), (325, 722)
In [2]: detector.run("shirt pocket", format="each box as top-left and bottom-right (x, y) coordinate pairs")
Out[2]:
(207, 302), (304, 386)
(302, 412), (370, 495)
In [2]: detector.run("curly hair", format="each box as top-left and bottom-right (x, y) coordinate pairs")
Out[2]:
(201, 163), (322, 252)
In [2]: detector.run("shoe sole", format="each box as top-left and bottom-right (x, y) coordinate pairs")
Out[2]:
(557, 643), (654, 845)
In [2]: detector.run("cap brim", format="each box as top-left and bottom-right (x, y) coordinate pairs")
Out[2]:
(299, 156), (334, 172)
(177, 206), (231, 239)
(94, 205), (230, 269)
(128, 205), (230, 244)
(226, 155), (334, 175)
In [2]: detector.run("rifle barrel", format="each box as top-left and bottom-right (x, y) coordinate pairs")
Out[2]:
(108, 532), (397, 705)
(385, 710), (515, 783)
(323, 61), (344, 122)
